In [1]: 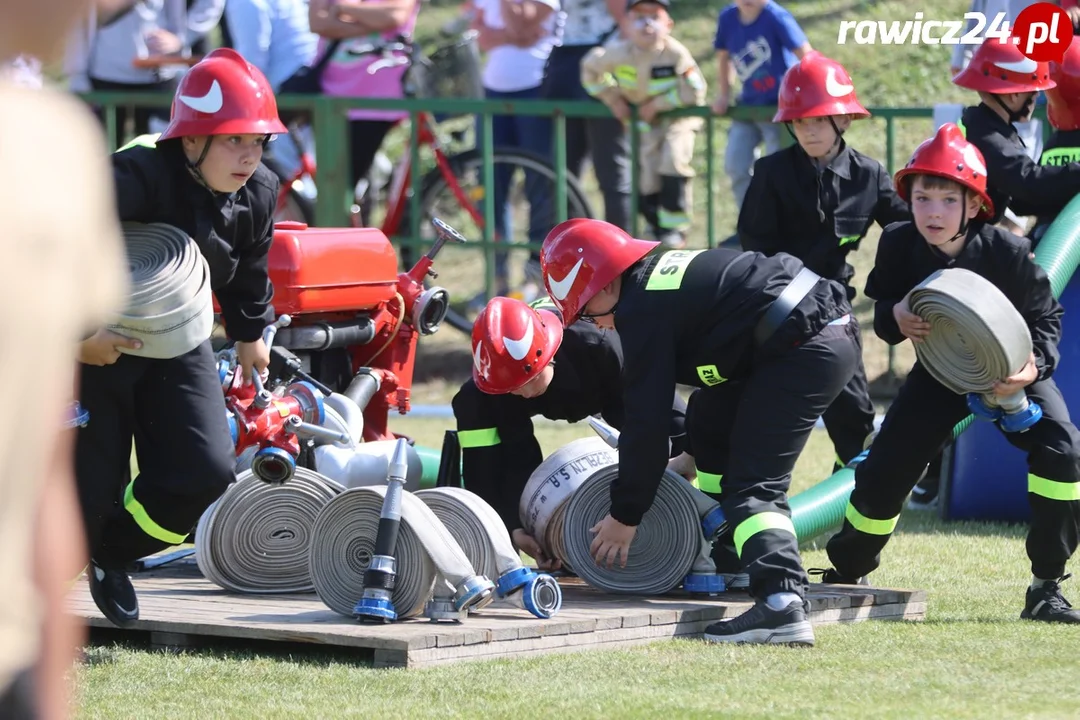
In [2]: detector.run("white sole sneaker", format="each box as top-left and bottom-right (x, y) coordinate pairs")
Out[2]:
(704, 620), (816, 646)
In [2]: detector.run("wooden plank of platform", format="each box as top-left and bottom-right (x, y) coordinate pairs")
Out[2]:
(69, 560), (926, 668)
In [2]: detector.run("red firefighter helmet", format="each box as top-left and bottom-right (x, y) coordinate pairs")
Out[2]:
(952, 37), (1055, 94)
(159, 48), (287, 141)
(893, 123), (995, 221)
(540, 219), (659, 326)
(1046, 36), (1080, 131)
(471, 297), (564, 394)
(773, 51), (870, 122)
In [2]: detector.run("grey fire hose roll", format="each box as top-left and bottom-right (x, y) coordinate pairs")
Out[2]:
(309, 486), (436, 617)
(908, 267), (1033, 397)
(519, 436), (620, 568)
(309, 486), (492, 618)
(561, 468), (703, 595)
(195, 468), (342, 594)
(108, 222), (214, 359)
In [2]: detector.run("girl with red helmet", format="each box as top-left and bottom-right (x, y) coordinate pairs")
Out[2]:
(738, 51), (910, 475)
(540, 217), (861, 646)
(821, 124), (1080, 625)
(953, 36), (1080, 231)
(450, 295), (691, 574)
(75, 48), (285, 629)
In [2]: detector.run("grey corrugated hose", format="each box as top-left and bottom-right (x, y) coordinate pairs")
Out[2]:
(108, 222), (214, 359)
(909, 267), (1034, 415)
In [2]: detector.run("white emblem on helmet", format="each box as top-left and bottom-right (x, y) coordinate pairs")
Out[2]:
(179, 79), (224, 114)
(825, 67), (854, 98)
(473, 342), (491, 380)
(548, 258), (584, 301)
(504, 319), (535, 361)
(962, 144), (987, 176)
(996, 57), (1039, 74)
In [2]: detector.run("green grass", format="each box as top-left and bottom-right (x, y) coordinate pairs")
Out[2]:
(76, 420), (1080, 720)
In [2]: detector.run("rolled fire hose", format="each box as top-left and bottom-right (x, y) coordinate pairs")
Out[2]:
(107, 222), (214, 359)
(195, 467), (342, 593)
(561, 466), (718, 595)
(518, 435), (619, 569)
(416, 487), (563, 618)
(908, 268), (1041, 431)
(309, 485), (495, 619)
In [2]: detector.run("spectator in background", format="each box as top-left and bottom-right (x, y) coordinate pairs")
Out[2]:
(64, 0), (225, 146)
(471, 0), (562, 302)
(308, 0), (421, 195)
(538, 0), (632, 233)
(712, 0), (810, 222)
(0, 0), (129, 718)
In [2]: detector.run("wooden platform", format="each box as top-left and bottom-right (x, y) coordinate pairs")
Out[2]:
(69, 559), (926, 668)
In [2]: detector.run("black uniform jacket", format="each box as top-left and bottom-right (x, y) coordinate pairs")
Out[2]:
(738, 141), (910, 296)
(112, 140), (279, 342)
(1035, 129), (1080, 230)
(962, 103), (1080, 226)
(866, 221), (1061, 384)
(610, 247), (851, 526)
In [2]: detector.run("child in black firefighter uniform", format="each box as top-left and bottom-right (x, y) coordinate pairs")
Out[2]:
(75, 49), (284, 627)
(540, 218), (860, 645)
(821, 124), (1080, 624)
(452, 290), (689, 572)
(1034, 36), (1080, 239)
(953, 37), (1080, 231)
(738, 51), (909, 472)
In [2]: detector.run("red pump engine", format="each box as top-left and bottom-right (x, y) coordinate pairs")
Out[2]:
(213, 218), (463, 445)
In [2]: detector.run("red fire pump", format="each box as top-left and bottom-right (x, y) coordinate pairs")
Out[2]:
(213, 218), (464, 482)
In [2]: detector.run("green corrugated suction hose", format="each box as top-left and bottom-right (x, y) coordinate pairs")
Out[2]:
(414, 195), (1080, 529)
(789, 195), (1080, 544)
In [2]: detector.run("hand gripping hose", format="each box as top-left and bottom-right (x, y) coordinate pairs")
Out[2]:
(195, 467), (342, 593)
(308, 486), (496, 621)
(415, 487), (563, 618)
(908, 267), (1042, 432)
(107, 222), (214, 359)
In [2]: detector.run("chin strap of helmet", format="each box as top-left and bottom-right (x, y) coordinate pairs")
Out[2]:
(990, 94), (1037, 144)
(185, 137), (216, 191)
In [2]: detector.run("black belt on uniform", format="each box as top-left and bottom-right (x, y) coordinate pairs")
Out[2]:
(753, 267), (822, 347)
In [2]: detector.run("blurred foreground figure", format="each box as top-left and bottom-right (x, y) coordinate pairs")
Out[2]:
(0, 0), (129, 717)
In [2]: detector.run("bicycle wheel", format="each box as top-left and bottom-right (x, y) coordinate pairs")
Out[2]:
(412, 148), (595, 334)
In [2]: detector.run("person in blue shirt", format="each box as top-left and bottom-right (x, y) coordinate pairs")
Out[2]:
(712, 0), (811, 223)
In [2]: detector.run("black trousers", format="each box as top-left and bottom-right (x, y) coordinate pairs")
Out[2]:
(539, 44), (632, 234)
(686, 320), (861, 599)
(821, 318), (877, 468)
(75, 341), (236, 568)
(826, 363), (1080, 580)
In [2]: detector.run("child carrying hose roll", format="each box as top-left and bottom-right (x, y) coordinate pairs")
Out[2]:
(75, 49), (284, 630)
(819, 124), (1080, 625)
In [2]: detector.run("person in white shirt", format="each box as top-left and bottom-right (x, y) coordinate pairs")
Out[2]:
(471, 0), (563, 301)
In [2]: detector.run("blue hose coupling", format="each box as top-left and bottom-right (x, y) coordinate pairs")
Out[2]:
(1000, 400), (1043, 433)
(453, 575), (496, 612)
(64, 402), (90, 429)
(496, 566), (534, 598)
(683, 573), (725, 595)
(522, 573), (563, 619)
(354, 590), (397, 623)
(967, 393), (1004, 422)
(845, 449), (870, 468)
(226, 411), (239, 446)
(251, 446), (295, 485)
(701, 506), (726, 540)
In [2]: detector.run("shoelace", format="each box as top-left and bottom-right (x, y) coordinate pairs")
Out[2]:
(1040, 574), (1075, 611)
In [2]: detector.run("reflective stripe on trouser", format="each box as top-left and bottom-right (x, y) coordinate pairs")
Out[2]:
(76, 340), (236, 567)
(827, 364), (1080, 580)
(696, 470), (723, 494)
(123, 482), (189, 545)
(733, 512), (796, 557)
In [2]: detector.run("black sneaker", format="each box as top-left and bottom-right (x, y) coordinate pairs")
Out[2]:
(1021, 575), (1080, 624)
(703, 599), (815, 646)
(88, 560), (139, 628)
(808, 567), (869, 586)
